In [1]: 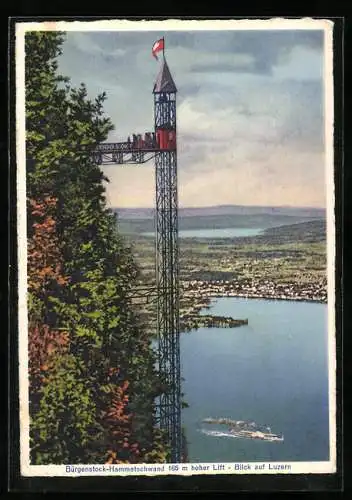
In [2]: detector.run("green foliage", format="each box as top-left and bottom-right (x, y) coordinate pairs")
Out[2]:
(30, 354), (97, 464)
(26, 31), (168, 465)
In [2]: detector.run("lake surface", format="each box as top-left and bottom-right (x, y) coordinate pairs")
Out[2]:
(181, 297), (329, 463)
(142, 227), (264, 239)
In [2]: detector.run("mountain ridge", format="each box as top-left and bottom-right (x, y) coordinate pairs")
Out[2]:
(112, 205), (326, 220)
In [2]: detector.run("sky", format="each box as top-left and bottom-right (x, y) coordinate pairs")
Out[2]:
(58, 27), (328, 209)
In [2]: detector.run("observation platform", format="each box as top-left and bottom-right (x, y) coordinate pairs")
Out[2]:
(92, 132), (176, 165)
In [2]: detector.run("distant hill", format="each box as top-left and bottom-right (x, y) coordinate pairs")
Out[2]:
(263, 219), (327, 240)
(222, 219), (327, 246)
(113, 206), (326, 235)
(113, 205), (326, 220)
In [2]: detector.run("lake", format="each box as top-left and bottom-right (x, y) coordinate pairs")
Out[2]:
(142, 227), (264, 238)
(181, 297), (330, 463)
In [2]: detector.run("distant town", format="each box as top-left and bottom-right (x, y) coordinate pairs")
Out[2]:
(117, 206), (328, 333)
(182, 275), (327, 306)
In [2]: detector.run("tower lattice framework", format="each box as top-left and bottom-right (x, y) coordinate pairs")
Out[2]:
(154, 83), (181, 463)
(92, 57), (181, 462)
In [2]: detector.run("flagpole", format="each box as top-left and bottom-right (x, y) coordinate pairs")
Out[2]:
(162, 36), (165, 59)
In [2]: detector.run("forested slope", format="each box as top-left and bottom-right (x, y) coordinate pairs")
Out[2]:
(25, 31), (168, 465)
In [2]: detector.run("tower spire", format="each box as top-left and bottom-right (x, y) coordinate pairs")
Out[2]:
(153, 57), (177, 94)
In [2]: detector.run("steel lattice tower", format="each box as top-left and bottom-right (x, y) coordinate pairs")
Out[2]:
(153, 61), (181, 463)
(92, 56), (181, 462)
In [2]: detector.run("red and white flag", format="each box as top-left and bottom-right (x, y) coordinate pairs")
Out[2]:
(152, 38), (164, 60)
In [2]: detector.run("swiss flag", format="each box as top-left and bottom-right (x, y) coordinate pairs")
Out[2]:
(152, 38), (164, 60)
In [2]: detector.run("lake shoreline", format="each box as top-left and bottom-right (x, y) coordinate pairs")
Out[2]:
(182, 279), (327, 306)
(192, 291), (327, 305)
(179, 278), (327, 331)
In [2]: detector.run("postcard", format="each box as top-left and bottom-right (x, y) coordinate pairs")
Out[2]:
(14, 17), (337, 480)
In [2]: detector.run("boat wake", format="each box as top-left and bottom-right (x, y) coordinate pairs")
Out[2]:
(200, 425), (284, 442)
(200, 429), (239, 439)
(200, 416), (284, 442)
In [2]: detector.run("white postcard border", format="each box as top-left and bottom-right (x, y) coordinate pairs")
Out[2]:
(16, 18), (337, 478)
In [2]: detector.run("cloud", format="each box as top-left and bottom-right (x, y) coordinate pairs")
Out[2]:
(102, 164), (155, 208)
(58, 29), (326, 208)
(179, 149), (326, 208)
(103, 145), (325, 208)
(176, 30), (324, 76)
(63, 29), (324, 79)
(190, 61), (263, 75)
(65, 32), (128, 57)
(177, 78), (323, 156)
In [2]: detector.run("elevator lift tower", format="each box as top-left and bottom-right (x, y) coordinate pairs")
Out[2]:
(92, 45), (181, 463)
